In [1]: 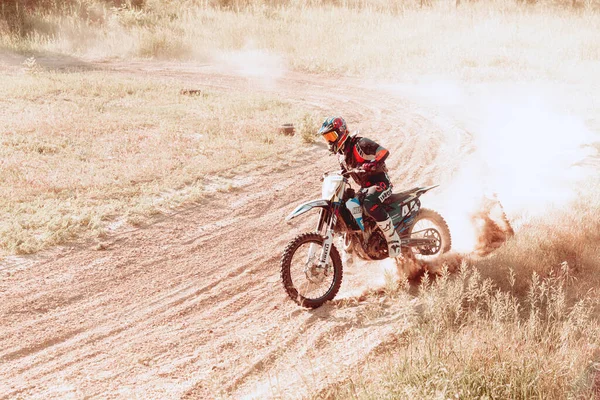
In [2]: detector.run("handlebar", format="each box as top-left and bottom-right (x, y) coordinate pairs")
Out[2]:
(326, 168), (365, 175)
(343, 168), (365, 176)
(322, 168), (365, 180)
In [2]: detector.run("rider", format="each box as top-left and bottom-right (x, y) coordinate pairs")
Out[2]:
(318, 116), (401, 258)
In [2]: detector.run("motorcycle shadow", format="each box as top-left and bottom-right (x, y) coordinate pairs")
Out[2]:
(314, 251), (467, 313)
(304, 293), (417, 329)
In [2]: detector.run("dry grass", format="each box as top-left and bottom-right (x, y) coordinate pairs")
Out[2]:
(0, 66), (314, 254)
(317, 266), (600, 399)
(321, 189), (600, 398)
(474, 192), (600, 299)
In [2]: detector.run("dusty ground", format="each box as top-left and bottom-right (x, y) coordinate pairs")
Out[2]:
(0, 62), (478, 399)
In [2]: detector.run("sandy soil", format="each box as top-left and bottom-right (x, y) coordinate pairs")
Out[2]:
(0, 62), (482, 399)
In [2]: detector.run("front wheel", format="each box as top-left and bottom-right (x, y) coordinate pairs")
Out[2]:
(280, 232), (343, 308)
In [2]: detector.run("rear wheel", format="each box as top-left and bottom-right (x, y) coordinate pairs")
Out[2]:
(280, 232), (343, 308)
(398, 208), (452, 279)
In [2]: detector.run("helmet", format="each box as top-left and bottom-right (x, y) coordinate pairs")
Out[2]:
(318, 116), (349, 153)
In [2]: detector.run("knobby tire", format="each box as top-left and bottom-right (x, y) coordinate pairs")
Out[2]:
(280, 232), (343, 308)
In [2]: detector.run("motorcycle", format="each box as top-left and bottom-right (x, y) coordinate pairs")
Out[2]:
(280, 168), (452, 308)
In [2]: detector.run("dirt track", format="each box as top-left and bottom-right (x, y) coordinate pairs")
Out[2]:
(0, 63), (477, 399)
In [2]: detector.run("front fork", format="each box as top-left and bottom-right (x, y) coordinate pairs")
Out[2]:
(307, 208), (336, 270)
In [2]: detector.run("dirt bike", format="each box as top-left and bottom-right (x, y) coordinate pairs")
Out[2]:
(280, 168), (452, 308)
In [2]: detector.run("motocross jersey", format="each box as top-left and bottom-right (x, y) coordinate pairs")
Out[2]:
(340, 135), (390, 188)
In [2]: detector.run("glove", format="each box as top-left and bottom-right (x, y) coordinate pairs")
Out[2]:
(362, 162), (377, 172)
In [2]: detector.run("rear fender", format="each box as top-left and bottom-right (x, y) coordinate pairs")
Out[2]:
(415, 185), (439, 197)
(286, 199), (331, 222)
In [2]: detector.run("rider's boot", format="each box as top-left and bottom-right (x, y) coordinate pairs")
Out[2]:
(376, 217), (402, 258)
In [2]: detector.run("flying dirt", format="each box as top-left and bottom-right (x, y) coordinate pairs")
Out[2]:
(0, 62), (537, 400)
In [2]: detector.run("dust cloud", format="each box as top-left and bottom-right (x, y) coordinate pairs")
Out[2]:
(389, 81), (598, 254)
(215, 43), (286, 89)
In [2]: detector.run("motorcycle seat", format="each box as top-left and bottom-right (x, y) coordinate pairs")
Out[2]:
(388, 187), (420, 204)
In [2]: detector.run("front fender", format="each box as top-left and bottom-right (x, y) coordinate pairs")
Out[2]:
(285, 199), (330, 222)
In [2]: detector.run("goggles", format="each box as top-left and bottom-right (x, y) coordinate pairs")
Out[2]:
(322, 130), (338, 143)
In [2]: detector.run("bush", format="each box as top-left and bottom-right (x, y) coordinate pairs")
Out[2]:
(137, 29), (189, 59)
(0, 0), (146, 36)
(297, 113), (319, 144)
